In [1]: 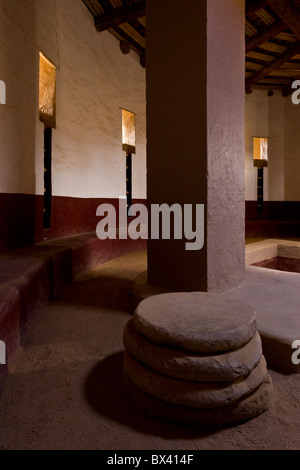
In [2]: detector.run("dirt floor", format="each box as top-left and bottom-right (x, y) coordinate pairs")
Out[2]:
(0, 250), (299, 450)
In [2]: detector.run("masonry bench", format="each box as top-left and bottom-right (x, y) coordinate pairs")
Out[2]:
(0, 232), (146, 394)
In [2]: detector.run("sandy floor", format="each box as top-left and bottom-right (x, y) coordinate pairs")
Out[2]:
(0, 250), (299, 450)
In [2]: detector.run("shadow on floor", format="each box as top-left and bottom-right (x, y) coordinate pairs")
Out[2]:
(84, 351), (228, 440)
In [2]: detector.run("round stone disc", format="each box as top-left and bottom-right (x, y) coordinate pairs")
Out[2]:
(123, 352), (267, 409)
(122, 372), (273, 427)
(134, 292), (257, 354)
(123, 319), (262, 382)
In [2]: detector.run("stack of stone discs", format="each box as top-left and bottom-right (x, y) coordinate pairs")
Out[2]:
(122, 292), (273, 426)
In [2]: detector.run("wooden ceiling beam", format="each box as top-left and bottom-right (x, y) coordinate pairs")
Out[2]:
(266, 0), (300, 39)
(95, 1), (145, 33)
(246, 0), (268, 16)
(246, 41), (300, 93)
(246, 20), (287, 53)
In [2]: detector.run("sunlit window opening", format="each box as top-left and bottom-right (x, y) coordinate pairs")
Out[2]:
(39, 52), (56, 129)
(0, 80), (6, 104)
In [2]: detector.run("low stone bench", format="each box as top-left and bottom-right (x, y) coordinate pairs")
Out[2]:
(0, 232), (146, 395)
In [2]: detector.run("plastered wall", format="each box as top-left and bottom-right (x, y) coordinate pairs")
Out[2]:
(1, 0), (298, 216)
(0, 0), (146, 200)
(245, 90), (300, 202)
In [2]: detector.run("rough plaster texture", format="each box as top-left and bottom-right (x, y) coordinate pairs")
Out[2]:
(245, 90), (300, 202)
(146, 0), (245, 292)
(0, 0), (146, 199)
(245, 239), (300, 265)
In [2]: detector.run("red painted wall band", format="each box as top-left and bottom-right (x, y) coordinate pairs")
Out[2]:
(0, 195), (299, 254)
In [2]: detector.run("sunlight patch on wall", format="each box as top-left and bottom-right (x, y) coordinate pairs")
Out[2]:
(39, 52), (56, 128)
(253, 137), (268, 168)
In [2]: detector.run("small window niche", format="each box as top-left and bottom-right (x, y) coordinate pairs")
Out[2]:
(39, 52), (56, 129)
(122, 109), (136, 217)
(253, 137), (268, 214)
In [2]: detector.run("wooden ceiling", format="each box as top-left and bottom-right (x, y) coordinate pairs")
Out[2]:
(82, 0), (300, 96)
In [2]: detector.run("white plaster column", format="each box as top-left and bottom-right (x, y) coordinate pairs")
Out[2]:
(146, 0), (245, 292)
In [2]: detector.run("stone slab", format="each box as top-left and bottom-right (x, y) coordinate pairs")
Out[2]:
(134, 292), (257, 354)
(122, 372), (273, 427)
(230, 265), (300, 373)
(132, 271), (169, 310)
(123, 352), (267, 409)
(124, 319), (263, 382)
